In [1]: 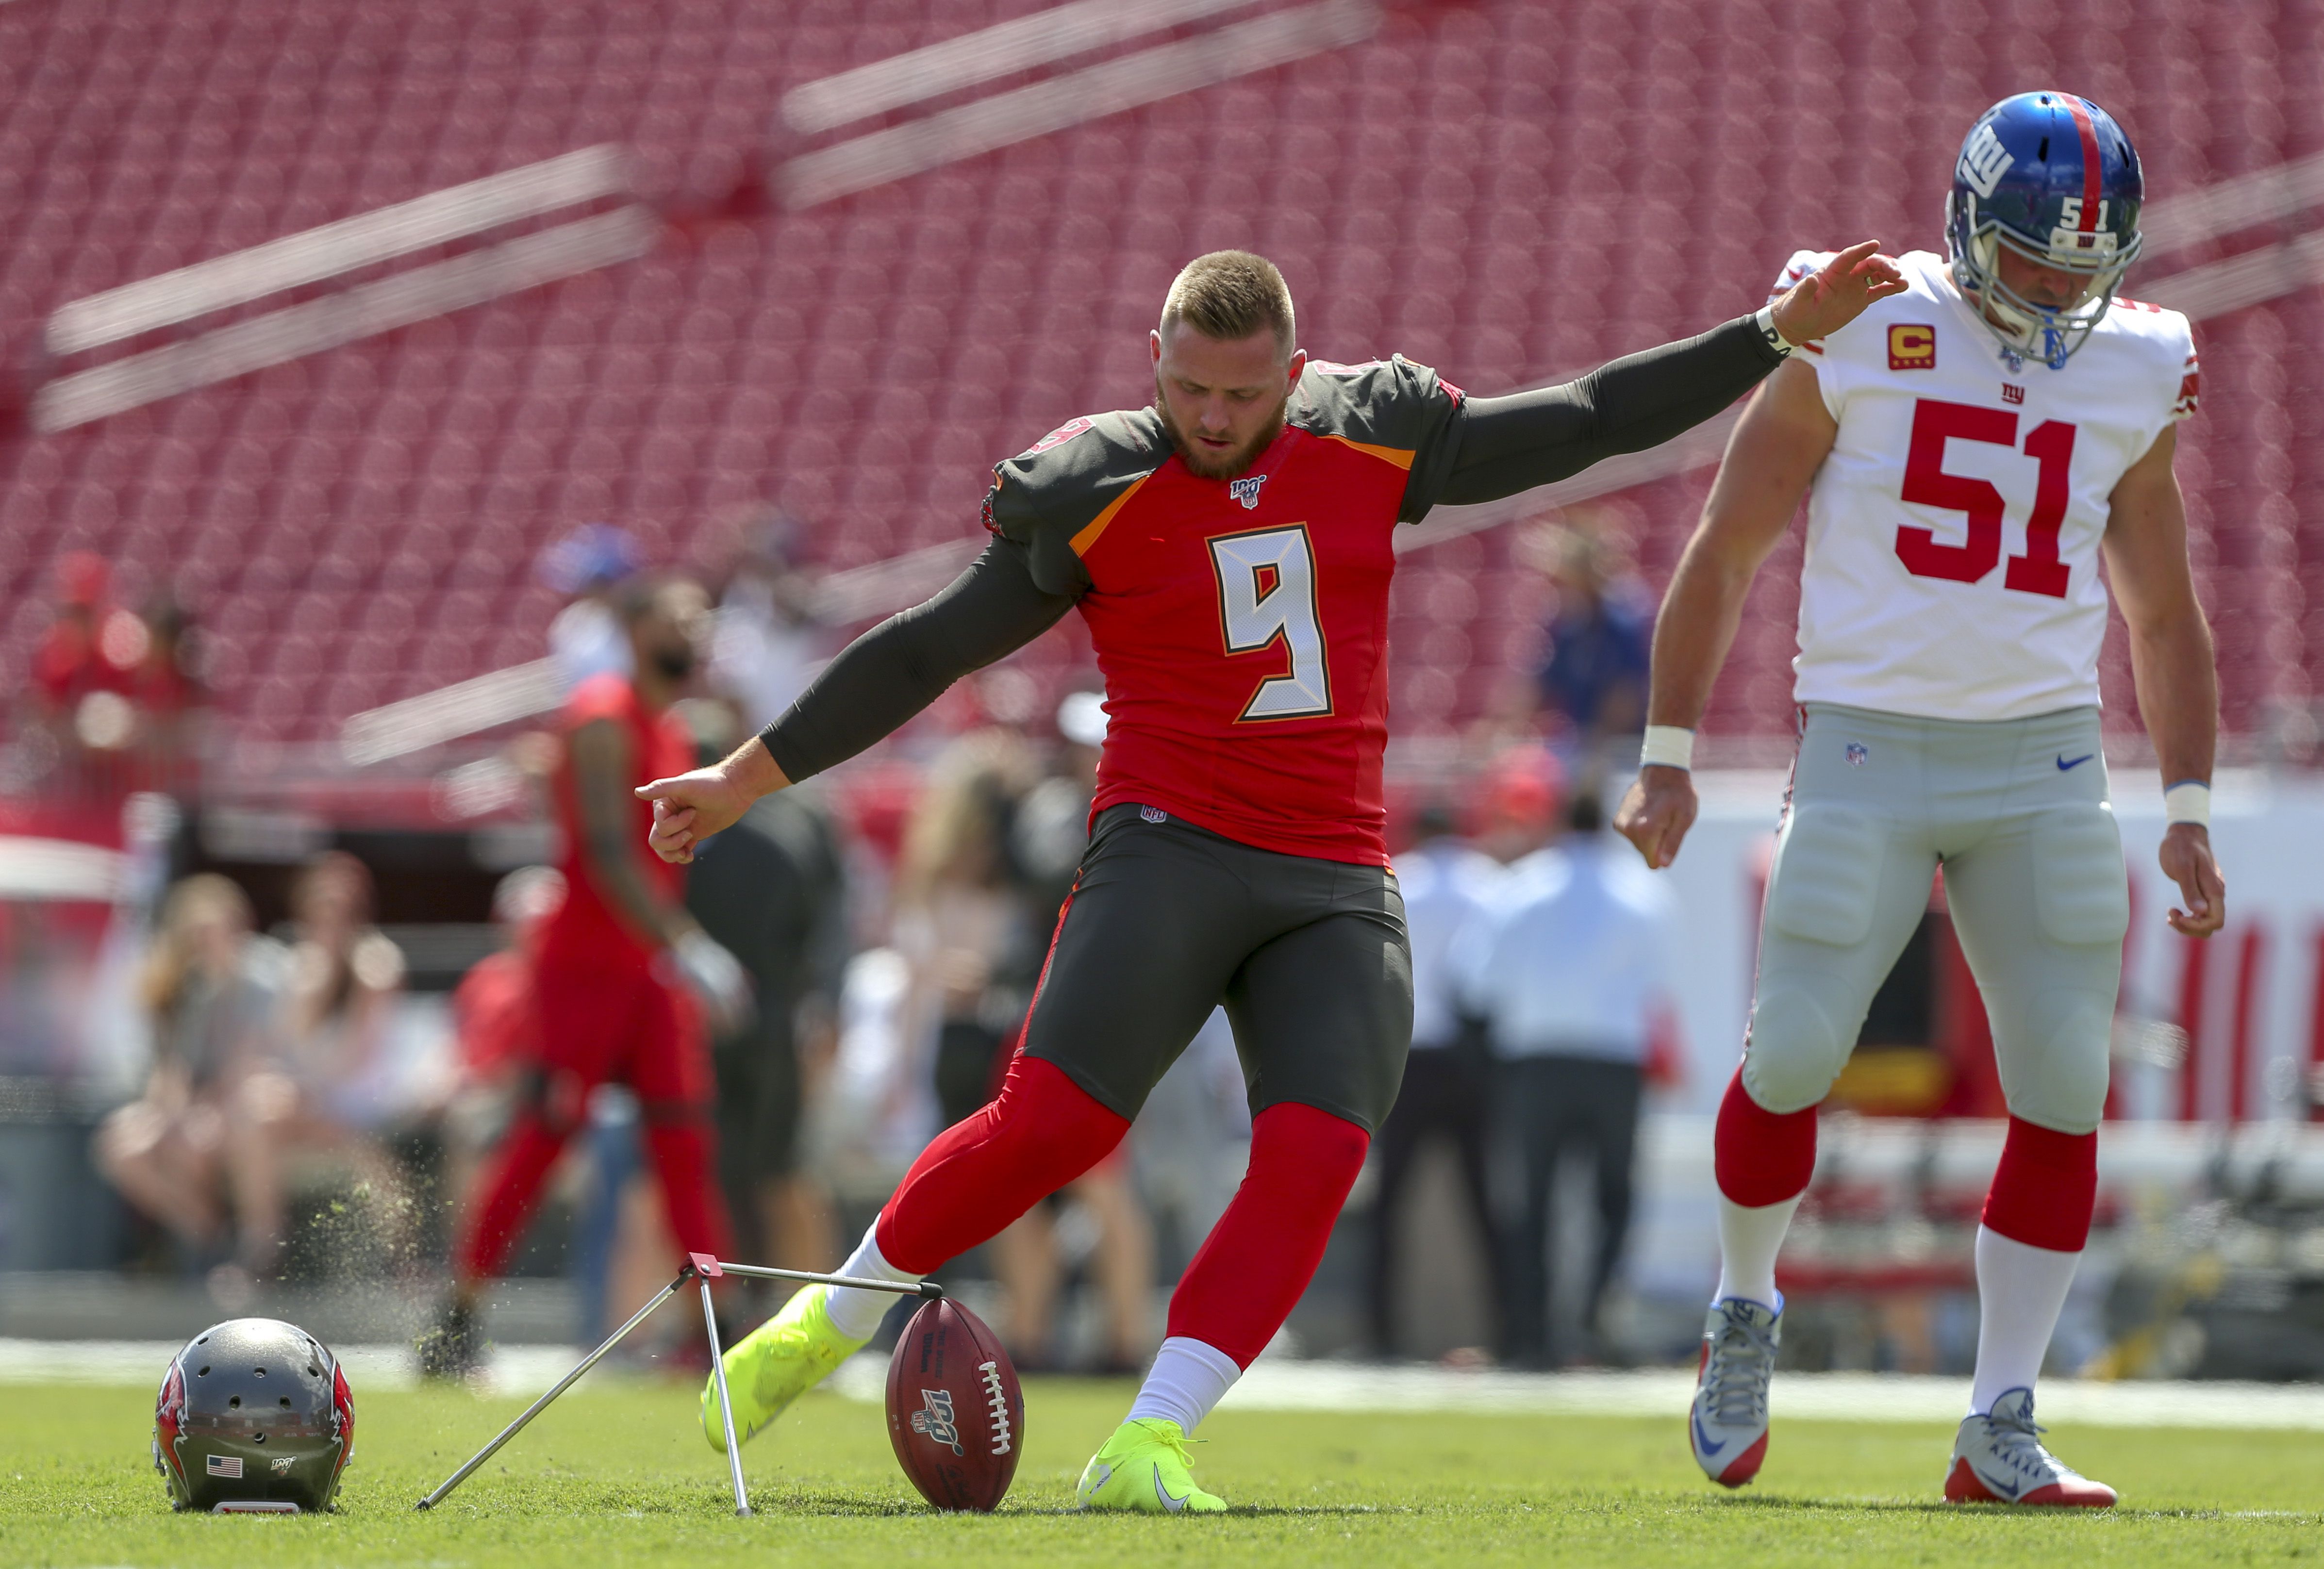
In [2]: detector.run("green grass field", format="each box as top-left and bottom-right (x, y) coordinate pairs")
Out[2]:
(7, 1377), (2322, 1568)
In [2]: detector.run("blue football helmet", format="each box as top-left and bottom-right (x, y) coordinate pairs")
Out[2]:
(1945, 91), (2144, 370)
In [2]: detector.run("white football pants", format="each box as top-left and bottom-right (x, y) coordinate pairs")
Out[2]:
(1742, 702), (2124, 1135)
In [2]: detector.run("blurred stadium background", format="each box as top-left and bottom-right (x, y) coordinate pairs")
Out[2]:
(3, 0), (2324, 1392)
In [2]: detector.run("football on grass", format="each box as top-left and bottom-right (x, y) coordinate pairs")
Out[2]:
(885, 1296), (1023, 1511)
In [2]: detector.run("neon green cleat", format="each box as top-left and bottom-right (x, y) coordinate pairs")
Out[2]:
(701, 1284), (869, 1453)
(1074, 1419), (1228, 1514)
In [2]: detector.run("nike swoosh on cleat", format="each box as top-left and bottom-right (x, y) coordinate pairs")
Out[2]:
(1979, 1466), (2022, 1500)
(1153, 1468), (1189, 1513)
(1692, 1409), (1726, 1457)
(2056, 754), (2094, 771)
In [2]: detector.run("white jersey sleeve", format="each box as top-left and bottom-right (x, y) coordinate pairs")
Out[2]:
(1782, 248), (2196, 722)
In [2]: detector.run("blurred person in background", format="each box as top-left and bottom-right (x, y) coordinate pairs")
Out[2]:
(436, 866), (565, 1207)
(1472, 743), (1563, 865)
(19, 552), (144, 807)
(1006, 698), (1159, 1371)
(95, 874), (290, 1287)
(1012, 690), (1109, 918)
(221, 851), (416, 1284)
(893, 730), (1152, 1369)
(709, 508), (831, 734)
(1365, 798), (1503, 1360)
(683, 702), (850, 1289)
(126, 595), (207, 798)
(1526, 522), (1653, 758)
(540, 524), (644, 696)
(1456, 788), (1678, 1368)
(422, 576), (751, 1376)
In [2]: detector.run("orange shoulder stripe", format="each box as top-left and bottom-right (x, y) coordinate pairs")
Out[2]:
(1320, 434), (1416, 471)
(1069, 472), (1154, 557)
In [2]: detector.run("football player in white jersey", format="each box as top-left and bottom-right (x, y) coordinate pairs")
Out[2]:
(1615, 91), (2225, 1507)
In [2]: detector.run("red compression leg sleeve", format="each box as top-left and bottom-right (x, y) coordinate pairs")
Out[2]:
(1981, 1116), (2099, 1252)
(1166, 1102), (1370, 1369)
(455, 1113), (569, 1281)
(1714, 1069), (1819, 1207)
(874, 1054), (1129, 1275)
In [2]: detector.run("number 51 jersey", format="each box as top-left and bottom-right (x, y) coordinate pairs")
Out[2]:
(982, 358), (1463, 867)
(1776, 248), (2199, 721)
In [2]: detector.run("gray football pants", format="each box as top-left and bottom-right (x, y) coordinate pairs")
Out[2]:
(1742, 703), (2125, 1135)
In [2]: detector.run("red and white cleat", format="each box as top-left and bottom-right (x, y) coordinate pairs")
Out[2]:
(1943, 1388), (2117, 1508)
(1689, 1297), (1780, 1488)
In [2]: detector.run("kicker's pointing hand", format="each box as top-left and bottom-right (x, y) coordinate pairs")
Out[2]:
(1770, 240), (1909, 346)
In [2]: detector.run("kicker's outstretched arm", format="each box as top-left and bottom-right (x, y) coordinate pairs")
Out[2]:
(638, 539), (1074, 863)
(1425, 241), (1903, 510)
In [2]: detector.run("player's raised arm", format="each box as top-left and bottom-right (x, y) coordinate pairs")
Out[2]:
(1612, 357), (1841, 869)
(1428, 242), (1902, 507)
(638, 538), (1075, 863)
(2100, 424), (2225, 937)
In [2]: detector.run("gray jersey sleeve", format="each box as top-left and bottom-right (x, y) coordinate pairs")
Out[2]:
(1293, 355), (1468, 524)
(980, 409), (1171, 595)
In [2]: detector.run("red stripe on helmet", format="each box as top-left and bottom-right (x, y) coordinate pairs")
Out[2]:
(2063, 95), (2103, 229)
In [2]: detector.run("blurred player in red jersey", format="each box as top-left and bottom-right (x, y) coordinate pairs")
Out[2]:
(641, 247), (1903, 1506)
(420, 578), (753, 1378)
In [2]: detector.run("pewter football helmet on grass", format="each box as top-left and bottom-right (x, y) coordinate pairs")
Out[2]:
(154, 1318), (354, 1513)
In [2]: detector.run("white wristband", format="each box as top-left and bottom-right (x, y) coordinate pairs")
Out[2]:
(1755, 303), (1796, 357)
(2164, 780), (2211, 829)
(1640, 726), (1696, 772)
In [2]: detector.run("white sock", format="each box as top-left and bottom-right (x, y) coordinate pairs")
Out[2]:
(1125, 1336), (1241, 1434)
(1968, 1224), (2081, 1416)
(820, 1226), (922, 1342)
(1714, 1193), (1802, 1312)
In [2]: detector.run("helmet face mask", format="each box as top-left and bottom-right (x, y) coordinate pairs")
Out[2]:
(154, 1319), (354, 1514)
(1944, 91), (2145, 370)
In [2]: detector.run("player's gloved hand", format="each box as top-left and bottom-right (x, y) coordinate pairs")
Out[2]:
(1769, 240), (1909, 347)
(2159, 823), (2226, 938)
(1615, 763), (1698, 871)
(662, 927), (756, 1034)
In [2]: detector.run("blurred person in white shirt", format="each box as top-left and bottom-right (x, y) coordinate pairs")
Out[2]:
(1365, 798), (1504, 1359)
(1456, 788), (1681, 1367)
(708, 510), (830, 733)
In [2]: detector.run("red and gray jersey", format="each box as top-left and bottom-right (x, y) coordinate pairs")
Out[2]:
(983, 358), (1464, 865)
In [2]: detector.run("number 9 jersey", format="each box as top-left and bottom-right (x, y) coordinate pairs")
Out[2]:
(1775, 248), (2199, 721)
(981, 357), (1464, 866)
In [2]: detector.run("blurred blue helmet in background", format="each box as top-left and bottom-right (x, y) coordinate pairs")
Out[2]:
(1945, 91), (2144, 370)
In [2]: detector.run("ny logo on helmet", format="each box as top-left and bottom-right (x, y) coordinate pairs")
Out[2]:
(1958, 123), (2012, 198)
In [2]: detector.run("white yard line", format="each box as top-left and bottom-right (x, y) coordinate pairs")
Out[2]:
(21, 1338), (2324, 1431)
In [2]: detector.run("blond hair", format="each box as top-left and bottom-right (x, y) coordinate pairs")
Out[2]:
(141, 874), (254, 1022)
(894, 729), (1035, 908)
(1161, 250), (1296, 359)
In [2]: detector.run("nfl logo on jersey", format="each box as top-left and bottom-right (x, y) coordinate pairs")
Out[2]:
(1228, 475), (1266, 509)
